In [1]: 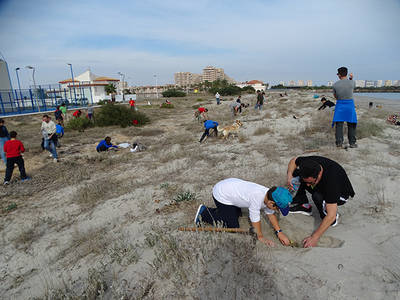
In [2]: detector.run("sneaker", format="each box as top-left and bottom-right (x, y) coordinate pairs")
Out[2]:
(53, 158), (58, 162)
(49, 154), (53, 157)
(349, 143), (358, 148)
(194, 204), (206, 225)
(21, 177), (31, 182)
(289, 203), (312, 216)
(331, 213), (340, 227)
(3, 181), (10, 185)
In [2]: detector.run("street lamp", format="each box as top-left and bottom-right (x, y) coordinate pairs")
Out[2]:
(118, 72), (125, 101)
(25, 65), (40, 111)
(67, 63), (77, 103)
(15, 67), (22, 99)
(154, 74), (158, 99)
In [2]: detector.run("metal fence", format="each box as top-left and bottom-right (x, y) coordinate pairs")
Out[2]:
(0, 84), (94, 116)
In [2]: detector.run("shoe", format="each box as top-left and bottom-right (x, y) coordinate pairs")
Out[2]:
(49, 154), (53, 157)
(289, 203), (312, 216)
(336, 143), (343, 148)
(331, 213), (340, 227)
(53, 158), (58, 162)
(194, 204), (206, 225)
(349, 143), (358, 148)
(21, 177), (31, 182)
(3, 181), (10, 185)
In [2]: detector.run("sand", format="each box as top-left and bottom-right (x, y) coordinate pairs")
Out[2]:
(0, 91), (399, 299)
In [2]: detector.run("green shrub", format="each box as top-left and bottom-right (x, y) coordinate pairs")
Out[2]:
(97, 100), (109, 105)
(160, 103), (174, 109)
(173, 191), (196, 203)
(95, 103), (149, 128)
(66, 116), (92, 132)
(196, 98), (203, 102)
(162, 89), (186, 97)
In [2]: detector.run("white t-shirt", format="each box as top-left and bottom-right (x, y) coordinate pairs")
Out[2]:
(212, 178), (275, 223)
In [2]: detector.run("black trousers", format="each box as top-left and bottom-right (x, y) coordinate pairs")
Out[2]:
(5, 156), (27, 182)
(335, 122), (356, 145)
(199, 126), (218, 142)
(294, 190), (347, 219)
(199, 196), (242, 228)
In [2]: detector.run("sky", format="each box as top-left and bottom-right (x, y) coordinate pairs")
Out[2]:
(0, 0), (399, 88)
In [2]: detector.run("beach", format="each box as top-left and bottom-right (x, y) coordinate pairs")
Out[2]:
(0, 91), (399, 299)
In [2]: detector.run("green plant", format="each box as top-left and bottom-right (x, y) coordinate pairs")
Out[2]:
(173, 191), (196, 203)
(160, 103), (174, 109)
(66, 116), (92, 132)
(196, 98), (203, 102)
(162, 89), (186, 97)
(97, 99), (109, 105)
(192, 104), (200, 109)
(95, 103), (149, 127)
(104, 83), (116, 95)
(4, 202), (17, 212)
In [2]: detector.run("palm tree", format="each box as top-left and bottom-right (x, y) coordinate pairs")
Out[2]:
(105, 83), (116, 95)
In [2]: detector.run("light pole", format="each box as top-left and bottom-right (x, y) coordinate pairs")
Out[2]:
(25, 65), (40, 111)
(118, 72), (125, 101)
(15, 67), (22, 99)
(67, 63), (77, 103)
(154, 74), (158, 99)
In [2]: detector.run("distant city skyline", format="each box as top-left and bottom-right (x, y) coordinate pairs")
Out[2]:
(0, 0), (399, 88)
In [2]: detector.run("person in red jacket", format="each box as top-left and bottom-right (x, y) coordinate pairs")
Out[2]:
(72, 109), (82, 118)
(129, 98), (136, 110)
(3, 131), (30, 185)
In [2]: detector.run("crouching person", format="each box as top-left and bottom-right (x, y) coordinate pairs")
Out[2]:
(194, 178), (293, 246)
(96, 136), (118, 152)
(199, 120), (218, 143)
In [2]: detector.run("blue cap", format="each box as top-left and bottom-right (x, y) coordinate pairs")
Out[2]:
(271, 187), (293, 216)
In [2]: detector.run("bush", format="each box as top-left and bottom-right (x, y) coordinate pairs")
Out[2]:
(160, 103), (174, 109)
(66, 116), (92, 132)
(95, 103), (149, 128)
(357, 121), (384, 139)
(97, 100), (109, 105)
(162, 89), (186, 97)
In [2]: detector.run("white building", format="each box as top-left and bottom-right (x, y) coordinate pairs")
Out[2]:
(384, 80), (392, 87)
(297, 80), (304, 87)
(393, 80), (400, 87)
(376, 80), (383, 88)
(327, 81), (334, 87)
(236, 80), (266, 91)
(306, 80), (312, 87)
(59, 70), (119, 103)
(355, 80), (365, 88)
(365, 80), (376, 88)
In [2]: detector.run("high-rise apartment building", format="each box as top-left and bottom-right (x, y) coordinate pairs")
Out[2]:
(202, 66), (226, 82)
(355, 80), (365, 88)
(393, 80), (400, 87)
(384, 80), (392, 87)
(174, 72), (202, 86)
(306, 80), (312, 87)
(174, 66), (233, 86)
(288, 80), (295, 86)
(297, 80), (304, 87)
(376, 80), (383, 88)
(365, 80), (376, 88)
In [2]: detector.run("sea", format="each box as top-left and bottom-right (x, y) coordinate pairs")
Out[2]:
(354, 92), (400, 101)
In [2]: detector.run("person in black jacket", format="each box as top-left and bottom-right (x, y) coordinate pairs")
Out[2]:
(318, 97), (335, 110)
(0, 118), (10, 165)
(286, 156), (355, 248)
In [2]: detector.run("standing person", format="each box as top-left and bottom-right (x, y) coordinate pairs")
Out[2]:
(332, 67), (357, 148)
(194, 178), (293, 246)
(54, 106), (64, 127)
(41, 115), (59, 162)
(129, 98), (136, 110)
(255, 90), (263, 110)
(318, 97), (335, 110)
(199, 120), (218, 143)
(0, 118), (10, 166)
(236, 95), (242, 113)
(3, 131), (29, 185)
(215, 92), (220, 105)
(87, 105), (94, 121)
(286, 156), (355, 248)
(60, 103), (67, 122)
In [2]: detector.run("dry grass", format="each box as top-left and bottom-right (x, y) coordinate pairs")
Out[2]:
(253, 126), (273, 136)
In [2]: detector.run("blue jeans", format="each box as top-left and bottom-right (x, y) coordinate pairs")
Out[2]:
(44, 137), (58, 159)
(255, 103), (263, 110)
(216, 98), (220, 105)
(0, 137), (9, 165)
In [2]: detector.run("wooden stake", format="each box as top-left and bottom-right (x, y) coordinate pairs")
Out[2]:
(178, 226), (251, 234)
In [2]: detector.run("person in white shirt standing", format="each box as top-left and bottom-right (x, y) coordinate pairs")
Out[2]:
(194, 178), (293, 246)
(41, 115), (59, 162)
(215, 92), (220, 105)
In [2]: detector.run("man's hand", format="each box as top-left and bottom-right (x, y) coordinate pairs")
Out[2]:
(277, 232), (290, 246)
(303, 235), (319, 248)
(258, 236), (275, 247)
(349, 73), (353, 80)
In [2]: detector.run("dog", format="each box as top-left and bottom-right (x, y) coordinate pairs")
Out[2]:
(218, 120), (243, 139)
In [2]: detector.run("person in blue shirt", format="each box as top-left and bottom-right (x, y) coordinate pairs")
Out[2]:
(96, 136), (118, 152)
(199, 120), (218, 143)
(0, 118), (10, 165)
(55, 121), (64, 147)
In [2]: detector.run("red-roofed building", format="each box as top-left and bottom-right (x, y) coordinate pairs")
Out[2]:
(236, 80), (267, 91)
(59, 70), (120, 103)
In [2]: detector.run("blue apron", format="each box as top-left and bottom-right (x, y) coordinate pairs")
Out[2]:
(332, 99), (357, 127)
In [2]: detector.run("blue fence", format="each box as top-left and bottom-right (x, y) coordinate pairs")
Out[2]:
(0, 84), (94, 116)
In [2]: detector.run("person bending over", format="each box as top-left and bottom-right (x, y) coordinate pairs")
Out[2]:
(199, 120), (218, 143)
(318, 97), (335, 110)
(96, 136), (118, 152)
(194, 178), (293, 246)
(287, 156), (355, 248)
